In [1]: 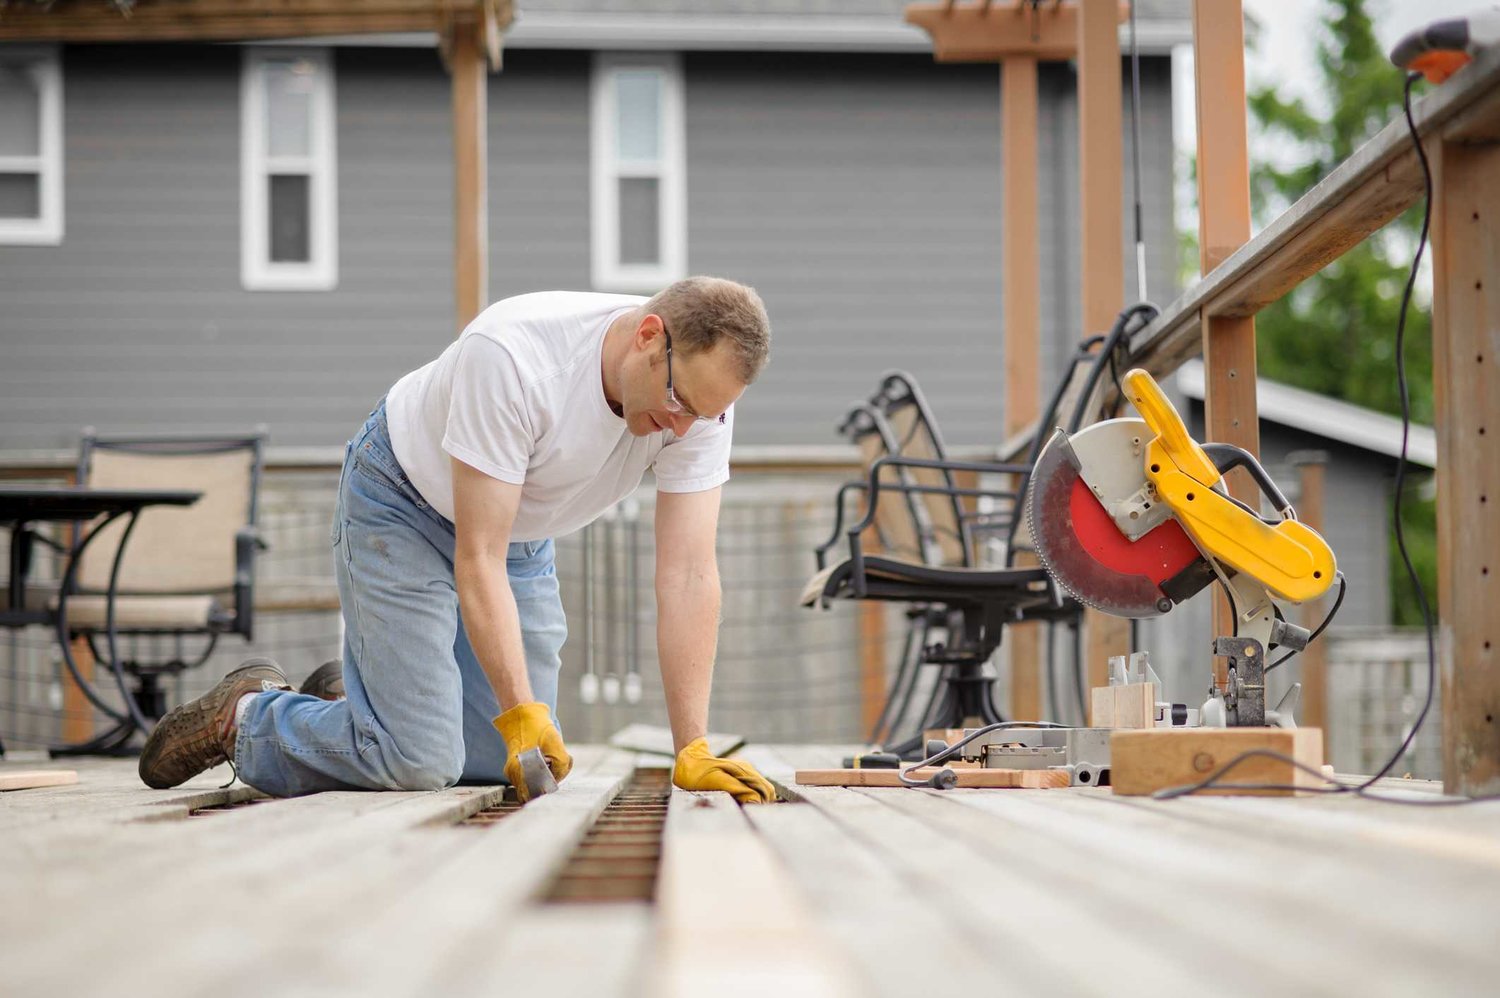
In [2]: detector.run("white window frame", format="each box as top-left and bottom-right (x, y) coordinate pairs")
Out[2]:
(240, 47), (337, 291)
(0, 47), (64, 246)
(590, 53), (686, 293)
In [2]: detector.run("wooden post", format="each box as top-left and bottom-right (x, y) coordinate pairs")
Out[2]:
(1430, 136), (1500, 796)
(1003, 56), (1043, 721)
(60, 636), (95, 745)
(1078, 0), (1129, 695)
(1192, 0), (1258, 688)
(450, 15), (488, 333)
(1290, 450), (1329, 745)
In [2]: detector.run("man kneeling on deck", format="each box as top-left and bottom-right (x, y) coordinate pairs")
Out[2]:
(138, 277), (777, 804)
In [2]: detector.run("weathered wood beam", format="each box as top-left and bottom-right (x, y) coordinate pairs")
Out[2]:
(1192, 1), (1257, 680)
(1290, 450), (1329, 741)
(1002, 55), (1043, 721)
(1078, 0), (1130, 692)
(449, 11), (488, 332)
(1431, 134), (1500, 797)
(905, 1), (1127, 62)
(0, 1), (513, 43)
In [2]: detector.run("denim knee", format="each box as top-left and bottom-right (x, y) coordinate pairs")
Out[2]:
(383, 744), (464, 791)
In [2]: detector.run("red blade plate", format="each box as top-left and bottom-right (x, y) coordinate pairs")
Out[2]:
(1028, 431), (1203, 618)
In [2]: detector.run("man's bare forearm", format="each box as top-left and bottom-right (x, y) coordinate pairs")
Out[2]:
(656, 566), (721, 753)
(455, 551), (534, 711)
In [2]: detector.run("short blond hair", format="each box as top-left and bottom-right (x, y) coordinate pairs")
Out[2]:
(644, 276), (771, 384)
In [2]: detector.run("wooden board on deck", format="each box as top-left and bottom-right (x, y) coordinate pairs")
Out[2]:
(609, 723), (744, 759)
(1110, 727), (1324, 796)
(0, 769), (78, 791)
(795, 767), (1069, 789)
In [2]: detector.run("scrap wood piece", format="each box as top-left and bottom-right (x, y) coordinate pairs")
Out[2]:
(0, 770), (78, 792)
(609, 723), (745, 759)
(795, 767), (1070, 789)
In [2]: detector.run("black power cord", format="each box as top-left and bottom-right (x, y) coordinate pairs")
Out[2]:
(1158, 73), (1497, 806)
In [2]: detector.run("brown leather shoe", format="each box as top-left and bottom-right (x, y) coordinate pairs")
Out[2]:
(299, 659), (345, 701)
(138, 658), (291, 789)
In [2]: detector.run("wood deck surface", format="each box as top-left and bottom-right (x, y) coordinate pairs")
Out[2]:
(3, 745), (1499, 997)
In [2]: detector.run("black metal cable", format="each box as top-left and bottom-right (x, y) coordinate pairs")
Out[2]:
(1265, 572), (1347, 672)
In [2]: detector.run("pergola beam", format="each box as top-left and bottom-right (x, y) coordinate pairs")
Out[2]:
(905, 1), (1128, 62)
(0, 0), (511, 43)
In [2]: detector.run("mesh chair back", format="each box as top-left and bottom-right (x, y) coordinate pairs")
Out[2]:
(75, 436), (263, 596)
(877, 376), (969, 568)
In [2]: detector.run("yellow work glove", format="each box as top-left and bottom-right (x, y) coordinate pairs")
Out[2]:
(493, 702), (573, 802)
(672, 737), (777, 804)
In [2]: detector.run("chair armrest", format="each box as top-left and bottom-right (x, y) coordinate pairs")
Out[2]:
(814, 480), (869, 569)
(234, 525), (261, 641)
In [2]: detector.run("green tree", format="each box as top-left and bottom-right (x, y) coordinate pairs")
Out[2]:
(1246, 0), (1436, 626)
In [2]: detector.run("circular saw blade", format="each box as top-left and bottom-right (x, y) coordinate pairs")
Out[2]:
(1027, 425), (1201, 619)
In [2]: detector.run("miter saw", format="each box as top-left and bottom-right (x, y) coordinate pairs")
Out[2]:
(1027, 368), (1339, 728)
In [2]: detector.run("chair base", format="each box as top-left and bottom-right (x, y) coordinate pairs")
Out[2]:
(48, 671), (168, 758)
(883, 661), (1005, 760)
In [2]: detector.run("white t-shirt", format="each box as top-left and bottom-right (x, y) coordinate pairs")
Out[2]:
(385, 291), (733, 540)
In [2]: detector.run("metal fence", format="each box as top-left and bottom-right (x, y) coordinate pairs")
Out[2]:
(0, 464), (1442, 779)
(0, 463), (894, 752)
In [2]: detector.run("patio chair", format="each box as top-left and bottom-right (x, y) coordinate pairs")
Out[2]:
(55, 431), (267, 751)
(803, 303), (1157, 752)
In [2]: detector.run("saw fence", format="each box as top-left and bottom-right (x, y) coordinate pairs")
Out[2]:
(905, 1), (1500, 798)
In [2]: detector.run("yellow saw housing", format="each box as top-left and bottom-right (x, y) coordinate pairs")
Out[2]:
(1123, 369), (1336, 603)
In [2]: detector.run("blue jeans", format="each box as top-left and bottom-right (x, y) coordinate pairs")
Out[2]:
(234, 402), (566, 796)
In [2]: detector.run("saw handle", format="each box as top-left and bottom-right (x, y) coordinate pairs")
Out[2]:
(1201, 443), (1293, 515)
(1122, 369), (1221, 485)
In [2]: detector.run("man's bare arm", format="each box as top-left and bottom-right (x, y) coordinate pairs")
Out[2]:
(451, 457), (532, 710)
(654, 487), (724, 753)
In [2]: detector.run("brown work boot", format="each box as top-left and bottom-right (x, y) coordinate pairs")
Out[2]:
(138, 658), (291, 789)
(299, 659), (345, 701)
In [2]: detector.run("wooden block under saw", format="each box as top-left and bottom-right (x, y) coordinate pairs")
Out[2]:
(795, 767), (1070, 789)
(1110, 727), (1325, 797)
(0, 769), (79, 791)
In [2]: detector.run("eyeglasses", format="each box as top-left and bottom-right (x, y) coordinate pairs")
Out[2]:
(662, 326), (726, 425)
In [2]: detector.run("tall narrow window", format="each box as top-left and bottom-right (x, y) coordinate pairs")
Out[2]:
(241, 48), (337, 290)
(591, 54), (685, 292)
(0, 48), (63, 245)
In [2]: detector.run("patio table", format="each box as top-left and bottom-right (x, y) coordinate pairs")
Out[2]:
(0, 486), (201, 756)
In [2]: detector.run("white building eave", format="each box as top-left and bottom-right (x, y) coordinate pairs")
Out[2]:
(259, 13), (1191, 55)
(1176, 359), (1437, 469)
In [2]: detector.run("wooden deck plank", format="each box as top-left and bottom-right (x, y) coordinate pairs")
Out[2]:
(938, 789), (1497, 993)
(780, 782), (1227, 995)
(7, 745), (1500, 996)
(652, 789), (861, 998)
(222, 749), (638, 997)
(435, 903), (654, 998)
(744, 794), (1025, 996)
(0, 751), (624, 995)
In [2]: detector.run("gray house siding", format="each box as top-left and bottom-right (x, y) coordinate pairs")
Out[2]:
(1, 45), (1176, 452)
